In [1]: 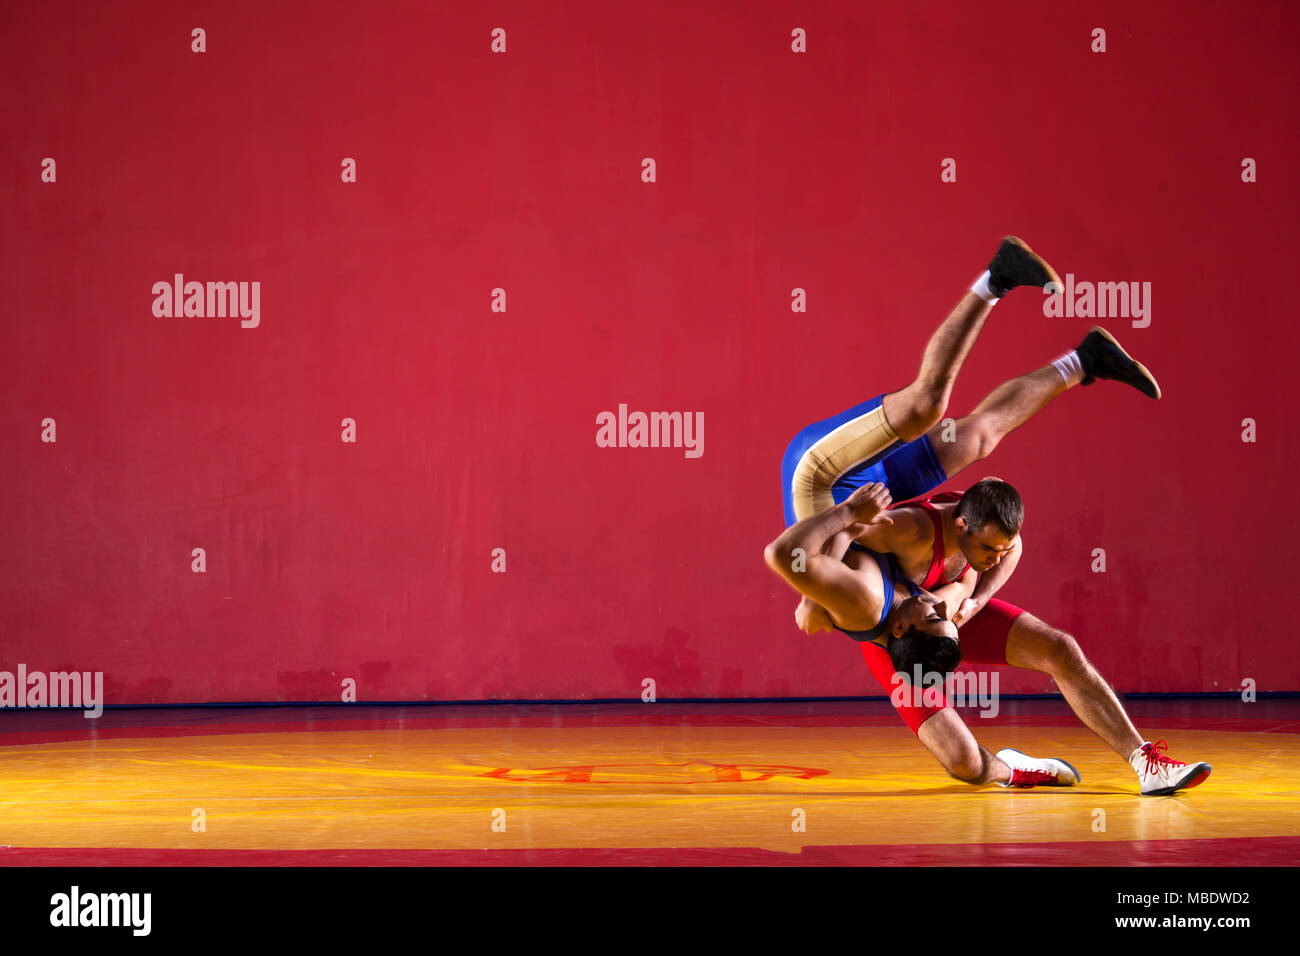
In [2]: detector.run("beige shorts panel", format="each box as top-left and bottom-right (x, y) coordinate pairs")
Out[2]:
(789, 403), (900, 522)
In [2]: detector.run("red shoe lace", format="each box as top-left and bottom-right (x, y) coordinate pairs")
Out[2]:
(1144, 740), (1186, 775)
(1010, 768), (1058, 787)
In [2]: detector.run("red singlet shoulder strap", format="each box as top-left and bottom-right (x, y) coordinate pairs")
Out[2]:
(916, 498), (946, 590)
(915, 491), (968, 589)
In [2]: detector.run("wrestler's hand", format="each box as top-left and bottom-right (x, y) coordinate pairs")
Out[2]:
(953, 598), (980, 627)
(845, 482), (894, 526)
(795, 596), (835, 634)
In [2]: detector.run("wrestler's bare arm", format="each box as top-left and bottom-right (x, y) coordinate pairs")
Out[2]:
(866, 569), (974, 641)
(793, 505), (928, 634)
(850, 504), (926, 554)
(930, 565), (978, 621)
(955, 535), (1023, 625)
(794, 530), (858, 633)
(765, 484), (893, 627)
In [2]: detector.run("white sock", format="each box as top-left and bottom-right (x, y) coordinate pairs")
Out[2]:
(971, 270), (998, 303)
(1052, 350), (1083, 385)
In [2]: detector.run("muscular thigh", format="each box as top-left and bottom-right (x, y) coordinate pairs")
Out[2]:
(1002, 611), (1069, 671)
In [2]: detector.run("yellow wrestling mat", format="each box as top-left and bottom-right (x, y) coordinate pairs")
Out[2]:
(2, 724), (1296, 855)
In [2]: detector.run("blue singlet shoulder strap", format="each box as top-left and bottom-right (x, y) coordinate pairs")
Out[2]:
(833, 544), (917, 642)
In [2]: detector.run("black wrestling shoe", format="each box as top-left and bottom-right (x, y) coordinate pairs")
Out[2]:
(987, 236), (1062, 297)
(1076, 326), (1162, 399)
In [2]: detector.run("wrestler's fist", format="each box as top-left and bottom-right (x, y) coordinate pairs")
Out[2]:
(795, 596), (835, 634)
(953, 598), (979, 626)
(845, 482), (893, 525)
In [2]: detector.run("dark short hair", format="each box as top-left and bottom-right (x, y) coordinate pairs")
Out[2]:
(955, 478), (1023, 537)
(888, 627), (963, 681)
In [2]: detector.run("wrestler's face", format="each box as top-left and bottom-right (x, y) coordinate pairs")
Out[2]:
(892, 594), (958, 640)
(956, 519), (1017, 572)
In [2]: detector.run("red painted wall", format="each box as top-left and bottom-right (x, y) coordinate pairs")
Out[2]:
(3, 1), (1297, 703)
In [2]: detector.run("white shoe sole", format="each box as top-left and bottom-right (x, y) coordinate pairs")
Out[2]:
(998, 748), (1082, 786)
(1142, 762), (1212, 796)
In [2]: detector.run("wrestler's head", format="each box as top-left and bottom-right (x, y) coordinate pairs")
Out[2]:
(954, 477), (1023, 572)
(887, 594), (962, 679)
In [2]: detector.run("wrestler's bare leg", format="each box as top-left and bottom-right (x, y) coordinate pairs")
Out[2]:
(880, 292), (996, 442)
(929, 327), (1162, 477)
(1003, 612), (1144, 760)
(929, 364), (1071, 476)
(916, 708), (1013, 785)
(880, 237), (1060, 442)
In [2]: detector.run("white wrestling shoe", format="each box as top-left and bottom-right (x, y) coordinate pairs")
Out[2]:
(1131, 740), (1211, 796)
(995, 748), (1082, 788)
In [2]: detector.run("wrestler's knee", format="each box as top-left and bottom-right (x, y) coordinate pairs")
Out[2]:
(894, 400), (945, 443)
(918, 709), (987, 783)
(1041, 629), (1086, 676)
(944, 750), (987, 783)
(958, 414), (1000, 461)
(885, 387), (949, 443)
(926, 734), (984, 783)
